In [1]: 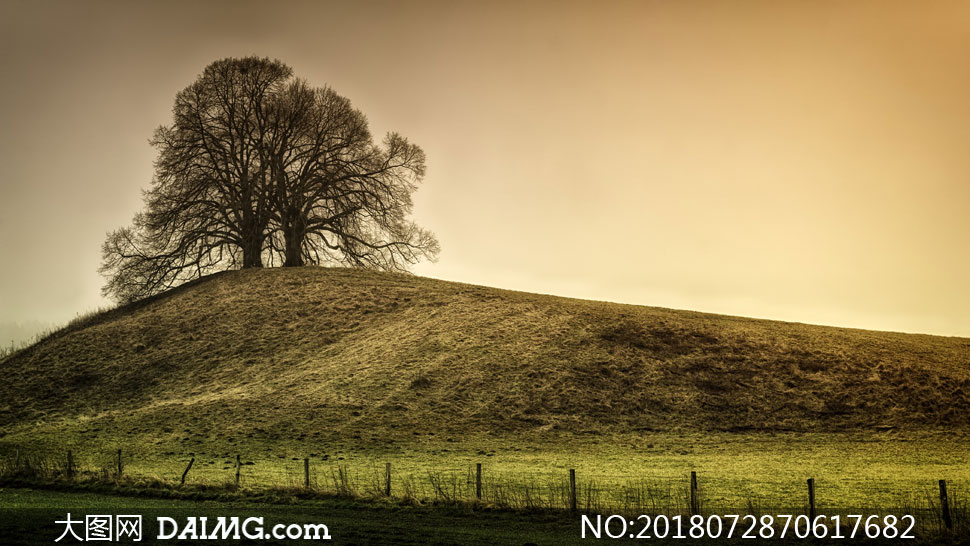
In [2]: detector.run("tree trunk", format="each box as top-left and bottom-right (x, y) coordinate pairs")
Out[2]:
(241, 236), (264, 268)
(240, 216), (265, 269)
(240, 176), (265, 269)
(283, 215), (305, 267)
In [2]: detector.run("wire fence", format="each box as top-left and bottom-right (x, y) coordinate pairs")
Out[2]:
(1, 446), (966, 538)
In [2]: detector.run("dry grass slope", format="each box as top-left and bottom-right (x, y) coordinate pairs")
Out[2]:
(1, 267), (969, 450)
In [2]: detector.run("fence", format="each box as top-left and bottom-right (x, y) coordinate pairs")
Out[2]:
(1, 447), (967, 537)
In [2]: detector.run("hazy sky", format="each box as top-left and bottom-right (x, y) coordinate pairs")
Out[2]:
(1, 0), (969, 341)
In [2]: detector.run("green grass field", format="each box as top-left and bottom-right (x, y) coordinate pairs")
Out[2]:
(3, 431), (968, 521)
(0, 472), (962, 545)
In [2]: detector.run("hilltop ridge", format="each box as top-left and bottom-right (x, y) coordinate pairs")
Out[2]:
(1, 267), (969, 451)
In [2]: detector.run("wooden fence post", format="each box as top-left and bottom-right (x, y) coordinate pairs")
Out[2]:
(235, 454), (241, 487)
(304, 458), (310, 488)
(476, 463), (482, 500)
(807, 478), (815, 521)
(66, 450), (74, 479)
(690, 471), (699, 515)
(180, 458), (194, 485)
(117, 449), (123, 478)
(940, 479), (952, 531)
(385, 463), (391, 496)
(569, 469), (577, 512)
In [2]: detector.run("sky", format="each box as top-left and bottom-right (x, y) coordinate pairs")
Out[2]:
(1, 0), (969, 343)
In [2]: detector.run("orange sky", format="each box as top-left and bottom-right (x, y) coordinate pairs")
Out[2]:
(1, 0), (968, 339)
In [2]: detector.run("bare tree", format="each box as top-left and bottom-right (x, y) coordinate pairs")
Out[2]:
(101, 57), (438, 303)
(263, 82), (438, 268)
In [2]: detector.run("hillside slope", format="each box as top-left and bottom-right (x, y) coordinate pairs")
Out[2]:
(1, 267), (969, 450)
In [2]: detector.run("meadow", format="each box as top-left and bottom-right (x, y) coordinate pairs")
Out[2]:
(2, 430), (967, 535)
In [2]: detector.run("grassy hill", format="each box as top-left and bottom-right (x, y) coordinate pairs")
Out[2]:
(1, 266), (969, 453)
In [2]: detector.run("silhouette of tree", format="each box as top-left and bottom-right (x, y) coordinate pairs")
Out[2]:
(263, 80), (436, 268)
(101, 57), (438, 303)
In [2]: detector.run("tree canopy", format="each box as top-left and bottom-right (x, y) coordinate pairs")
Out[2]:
(101, 57), (438, 303)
